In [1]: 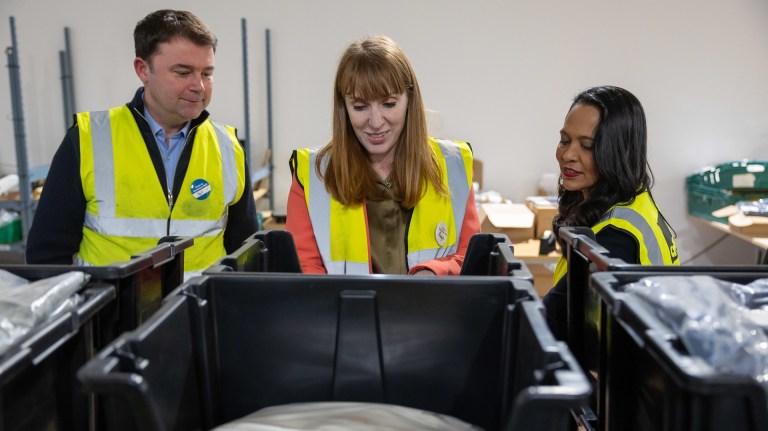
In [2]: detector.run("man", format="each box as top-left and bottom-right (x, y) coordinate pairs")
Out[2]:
(26, 9), (257, 274)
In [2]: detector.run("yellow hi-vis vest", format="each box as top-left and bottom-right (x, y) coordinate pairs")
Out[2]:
(75, 106), (246, 273)
(553, 190), (680, 284)
(292, 138), (473, 274)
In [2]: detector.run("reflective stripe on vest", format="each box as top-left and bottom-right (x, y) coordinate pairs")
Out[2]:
(297, 138), (472, 274)
(87, 110), (239, 235)
(211, 121), (240, 205)
(596, 207), (663, 263)
(78, 107), (243, 272)
(90, 111), (116, 217)
(552, 190), (679, 285)
(593, 191), (678, 266)
(303, 149), (370, 275)
(406, 138), (471, 268)
(83, 213), (225, 237)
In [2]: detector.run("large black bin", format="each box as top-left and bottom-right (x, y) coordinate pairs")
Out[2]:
(205, 231), (531, 279)
(560, 226), (768, 372)
(0, 278), (115, 431)
(0, 238), (192, 349)
(79, 273), (591, 431)
(559, 227), (768, 430)
(592, 270), (768, 431)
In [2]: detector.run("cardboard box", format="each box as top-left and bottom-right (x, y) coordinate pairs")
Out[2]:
(260, 211), (287, 230)
(728, 212), (768, 236)
(712, 205), (768, 236)
(478, 203), (535, 242)
(525, 196), (559, 238)
(0, 188), (42, 201)
(528, 263), (555, 298)
(511, 239), (560, 298)
(473, 159), (483, 190)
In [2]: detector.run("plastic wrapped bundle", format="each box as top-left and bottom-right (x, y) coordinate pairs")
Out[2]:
(213, 402), (484, 431)
(721, 278), (768, 329)
(0, 271), (88, 354)
(626, 275), (768, 389)
(0, 269), (28, 289)
(736, 199), (768, 217)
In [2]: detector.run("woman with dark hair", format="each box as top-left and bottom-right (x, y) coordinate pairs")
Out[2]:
(285, 35), (479, 275)
(543, 85), (679, 339)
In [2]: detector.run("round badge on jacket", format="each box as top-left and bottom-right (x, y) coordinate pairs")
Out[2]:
(435, 221), (448, 246)
(191, 179), (211, 200)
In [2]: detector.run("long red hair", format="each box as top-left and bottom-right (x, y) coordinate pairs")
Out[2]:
(316, 35), (444, 207)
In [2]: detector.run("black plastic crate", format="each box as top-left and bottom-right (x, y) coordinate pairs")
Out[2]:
(559, 226), (768, 430)
(0, 237), (191, 349)
(205, 230), (534, 280)
(205, 230), (302, 273)
(0, 280), (115, 431)
(460, 233), (534, 281)
(79, 273), (591, 431)
(560, 226), (767, 370)
(592, 271), (768, 431)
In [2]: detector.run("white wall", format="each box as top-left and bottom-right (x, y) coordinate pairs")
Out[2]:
(1, 0), (767, 264)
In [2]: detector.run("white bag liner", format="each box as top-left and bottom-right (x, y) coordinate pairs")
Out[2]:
(0, 270), (87, 355)
(213, 401), (484, 431)
(626, 275), (768, 390)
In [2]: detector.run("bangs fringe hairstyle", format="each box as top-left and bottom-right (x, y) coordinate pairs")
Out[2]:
(316, 35), (445, 207)
(553, 86), (657, 238)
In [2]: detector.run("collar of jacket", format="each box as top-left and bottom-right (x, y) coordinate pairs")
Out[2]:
(125, 87), (210, 129)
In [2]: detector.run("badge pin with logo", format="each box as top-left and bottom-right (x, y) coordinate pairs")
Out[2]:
(191, 179), (211, 200)
(435, 221), (448, 246)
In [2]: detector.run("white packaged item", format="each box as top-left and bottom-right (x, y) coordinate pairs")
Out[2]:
(0, 174), (19, 195)
(0, 271), (88, 355)
(0, 269), (28, 289)
(626, 275), (768, 391)
(213, 401), (483, 431)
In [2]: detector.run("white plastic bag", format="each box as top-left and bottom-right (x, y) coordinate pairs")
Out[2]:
(214, 402), (483, 431)
(0, 271), (88, 355)
(0, 269), (28, 289)
(626, 275), (768, 389)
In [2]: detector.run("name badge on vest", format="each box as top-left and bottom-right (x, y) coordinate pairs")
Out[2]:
(191, 179), (211, 200)
(435, 221), (448, 246)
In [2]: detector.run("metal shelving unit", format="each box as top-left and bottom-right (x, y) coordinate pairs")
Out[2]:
(2, 16), (32, 254)
(241, 19), (275, 226)
(2, 19), (69, 255)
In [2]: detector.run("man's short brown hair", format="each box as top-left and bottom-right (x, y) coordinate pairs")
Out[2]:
(134, 9), (217, 61)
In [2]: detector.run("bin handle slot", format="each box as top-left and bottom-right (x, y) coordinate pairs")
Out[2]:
(113, 347), (149, 374)
(332, 290), (385, 402)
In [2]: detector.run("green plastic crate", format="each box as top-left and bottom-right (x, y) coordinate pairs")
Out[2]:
(686, 160), (768, 222)
(0, 218), (21, 244)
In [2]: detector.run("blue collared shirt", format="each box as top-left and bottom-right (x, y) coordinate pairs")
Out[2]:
(143, 107), (191, 191)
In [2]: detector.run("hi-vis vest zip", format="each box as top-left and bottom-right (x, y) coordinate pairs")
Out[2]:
(75, 106), (246, 273)
(553, 190), (679, 284)
(292, 138), (473, 274)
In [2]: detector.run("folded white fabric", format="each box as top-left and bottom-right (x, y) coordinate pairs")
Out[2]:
(213, 401), (483, 431)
